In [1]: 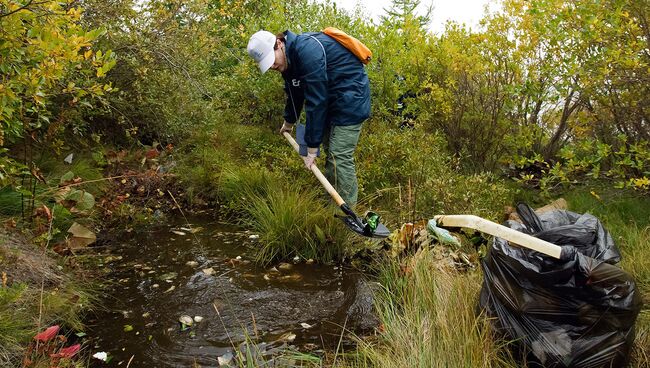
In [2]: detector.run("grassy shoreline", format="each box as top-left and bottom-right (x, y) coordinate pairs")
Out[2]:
(1, 131), (648, 367)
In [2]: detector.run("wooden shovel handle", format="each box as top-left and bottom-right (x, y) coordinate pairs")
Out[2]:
(434, 215), (563, 259)
(283, 132), (345, 207)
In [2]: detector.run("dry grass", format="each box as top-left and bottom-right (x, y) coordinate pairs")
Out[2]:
(342, 249), (519, 368)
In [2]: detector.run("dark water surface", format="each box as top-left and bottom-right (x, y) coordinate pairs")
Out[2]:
(87, 216), (368, 367)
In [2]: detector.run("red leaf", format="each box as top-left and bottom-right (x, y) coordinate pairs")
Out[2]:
(34, 325), (60, 342)
(50, 344), (81, 359)
(145, 148), (159, 159)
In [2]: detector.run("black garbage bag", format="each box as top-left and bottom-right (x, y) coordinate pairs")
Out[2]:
(479, 203), (643, 368)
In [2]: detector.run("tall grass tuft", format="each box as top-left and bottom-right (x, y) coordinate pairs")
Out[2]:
(346, 250), (519, 368)
(245, 187), (350, 264)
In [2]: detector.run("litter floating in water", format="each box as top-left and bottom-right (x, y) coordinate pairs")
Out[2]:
(92, 352), (108, 361)
(179, 315), (193, 330)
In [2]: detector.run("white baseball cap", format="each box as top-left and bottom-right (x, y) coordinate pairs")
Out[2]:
(247, 30), (276, 73)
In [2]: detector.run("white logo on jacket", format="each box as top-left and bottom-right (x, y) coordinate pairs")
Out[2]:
(292, 79), (301, 87)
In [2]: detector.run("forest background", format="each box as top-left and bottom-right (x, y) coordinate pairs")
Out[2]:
(1, 0), (649, 366)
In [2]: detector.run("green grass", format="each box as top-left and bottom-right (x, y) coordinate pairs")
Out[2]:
(342, 250), (519, 368)
(245, 186), (350, 264)
(0, 278), (98, 366)
(338, 186), (650, 368)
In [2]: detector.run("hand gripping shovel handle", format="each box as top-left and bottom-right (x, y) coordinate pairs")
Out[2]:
(283, 132), (390, 238)
(283, 132), (345, 207)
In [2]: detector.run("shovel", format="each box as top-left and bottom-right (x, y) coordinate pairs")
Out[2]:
(283, 132), (390, 239)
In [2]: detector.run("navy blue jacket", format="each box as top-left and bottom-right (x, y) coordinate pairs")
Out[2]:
(282, 30), (370, 148)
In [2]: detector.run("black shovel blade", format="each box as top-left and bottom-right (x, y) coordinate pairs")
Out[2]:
(337, 208), (390, 239)
(342, 215), (390, 238)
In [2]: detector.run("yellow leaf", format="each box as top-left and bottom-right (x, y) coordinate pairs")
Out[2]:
(84, 50), (92, 59)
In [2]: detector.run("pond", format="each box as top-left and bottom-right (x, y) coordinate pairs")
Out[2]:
(86, 215), (377, 367)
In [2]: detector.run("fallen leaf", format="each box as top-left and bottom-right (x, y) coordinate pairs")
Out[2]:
(67, 222), (96, 248)
(202, 268), (216, 276)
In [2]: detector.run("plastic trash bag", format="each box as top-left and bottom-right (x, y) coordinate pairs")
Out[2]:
(479, 203), (642, 368)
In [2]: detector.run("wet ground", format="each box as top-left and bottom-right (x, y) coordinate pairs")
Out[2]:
(87, 216), (373, 367)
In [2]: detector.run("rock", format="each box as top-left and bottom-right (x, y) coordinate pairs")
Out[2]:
(186, 261), (199, 267)
(293, 256), (300, 263)
(159, 272), (177, 281)
(193, 316), (204, 323)
(179, 315), (193, 327)
(249, 234), (259, 239)
(277, 332), (296, 343)
(218, 352), (233, 366)
(202, 268), (216, 276)
(300, 323), (313, 329)
(341, 280), (381, 331)
(278, 263), (293, 271)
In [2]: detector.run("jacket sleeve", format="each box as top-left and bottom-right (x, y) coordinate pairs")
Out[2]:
(283, 79), (304, 124)
(296, 37), (328, 148)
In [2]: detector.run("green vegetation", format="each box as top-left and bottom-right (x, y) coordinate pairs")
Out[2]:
(1, 0), (648, 366)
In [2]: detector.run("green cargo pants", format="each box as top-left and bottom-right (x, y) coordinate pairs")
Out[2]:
(322, 123), (363, 206)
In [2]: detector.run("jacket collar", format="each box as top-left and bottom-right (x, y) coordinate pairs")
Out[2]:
(283, 30), (297, 75)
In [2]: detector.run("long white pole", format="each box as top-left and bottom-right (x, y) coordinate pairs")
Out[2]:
(434, 215), (563, 259)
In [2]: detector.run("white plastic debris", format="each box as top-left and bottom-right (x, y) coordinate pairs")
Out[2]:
(193, 316), (204, 323)
(300, 323), (313, 329)
(92, 352), (108, 361)
(249, 234), (259, 239)
(64, 153), (74, 164)
(179, 315), (193, 326)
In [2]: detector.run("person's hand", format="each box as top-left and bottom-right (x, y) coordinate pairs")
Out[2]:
(279, 121), (294, 134)
(302, 147), (318, 170)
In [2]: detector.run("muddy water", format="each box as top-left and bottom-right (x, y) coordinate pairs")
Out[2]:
(87, 216), (372, 367)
